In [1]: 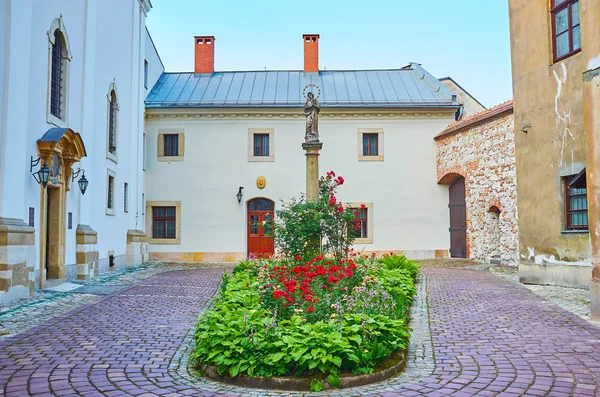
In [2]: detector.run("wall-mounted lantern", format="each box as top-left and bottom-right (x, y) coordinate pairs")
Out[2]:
(72, 168), (89, 195)
(236, 186), (244, 203)
(30, 156), (51, 187)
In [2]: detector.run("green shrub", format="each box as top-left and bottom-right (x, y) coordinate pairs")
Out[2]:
(191, 255), (418, 379)
(381, 254), (420, 281)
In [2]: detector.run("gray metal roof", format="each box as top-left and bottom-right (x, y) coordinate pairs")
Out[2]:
(145, 63), (460, 109)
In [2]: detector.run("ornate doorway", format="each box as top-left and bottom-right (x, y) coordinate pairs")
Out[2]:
(37, 128), (86, 286)
(247, 198), (275, 258)
(449, 176), (467, 258)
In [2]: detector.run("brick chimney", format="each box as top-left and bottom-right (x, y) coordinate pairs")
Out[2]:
(303, 34), (319, 73)
(194, 36), (215, 74)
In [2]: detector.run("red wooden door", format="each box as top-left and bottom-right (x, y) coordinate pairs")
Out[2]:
(247, 198), (275, 258)
(449, 177), (467, 258)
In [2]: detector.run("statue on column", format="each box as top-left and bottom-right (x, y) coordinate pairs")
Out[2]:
(304, 92), (321, 143)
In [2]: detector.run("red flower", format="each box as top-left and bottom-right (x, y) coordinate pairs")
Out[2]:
(273, 290), (285, 299)
(306, 306), (315, 313)
(361, 204), (366, 210)
(335, 176), (344, 185)
(337, 204), (344, 212)
(321, 284), (327, 289)
(328, 276), (338, 284)
(295, 255), (303, 261)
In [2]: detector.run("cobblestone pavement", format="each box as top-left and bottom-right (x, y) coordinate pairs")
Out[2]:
(0, 263), (231, 341)
(489, 266), (600, 327)
(2, 266), (600, 396)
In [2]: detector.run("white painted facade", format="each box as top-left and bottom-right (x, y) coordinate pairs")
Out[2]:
(0, 0), (161, 299)
(144, 111), (454, 260)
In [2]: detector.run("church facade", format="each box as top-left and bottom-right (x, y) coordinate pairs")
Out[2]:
(0, 0), (162, 304)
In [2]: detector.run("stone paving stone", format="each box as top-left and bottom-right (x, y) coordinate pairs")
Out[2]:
(2, 266), (600, 395)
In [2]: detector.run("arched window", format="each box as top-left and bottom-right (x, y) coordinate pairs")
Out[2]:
(108, 90), (117, 153)
(106, 83), (119, 161)
(50, 31), (64, 118)
(47, 18), (71, 126)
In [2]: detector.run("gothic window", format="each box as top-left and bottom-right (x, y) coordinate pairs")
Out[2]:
(47, 18), (71, 125)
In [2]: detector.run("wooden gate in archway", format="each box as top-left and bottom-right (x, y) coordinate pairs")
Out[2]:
(449, 176), (467, 258)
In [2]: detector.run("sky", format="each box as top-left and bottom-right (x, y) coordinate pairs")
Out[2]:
(146, 0), (512, 108)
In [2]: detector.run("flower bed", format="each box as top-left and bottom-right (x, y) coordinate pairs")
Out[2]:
(191, 253), (419, 391)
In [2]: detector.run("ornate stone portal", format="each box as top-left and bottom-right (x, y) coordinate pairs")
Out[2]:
(302, 85), (323, 202)
(36, 128), (88, 286)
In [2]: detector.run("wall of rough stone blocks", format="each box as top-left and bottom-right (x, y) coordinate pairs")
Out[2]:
(436, 112), (518, 265)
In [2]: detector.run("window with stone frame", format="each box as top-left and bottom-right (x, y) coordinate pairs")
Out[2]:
(152, 207), (177, 239)
(552, 0), (580, 62)
(350, 207), (368, 239)
(253, 134), (270, 157)
(362, 133), (379, 156)
(564, 170), (588, 231)
(164, 134), (179, 156)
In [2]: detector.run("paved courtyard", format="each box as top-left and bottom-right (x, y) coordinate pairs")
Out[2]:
(2, 265), (600, 396)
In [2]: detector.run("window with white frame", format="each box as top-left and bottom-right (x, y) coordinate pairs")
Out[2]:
(106, 83), (119, 162)
(106, 170), (116, 216)
(124, 182), (129, 213)
(47, 18), (72, 126)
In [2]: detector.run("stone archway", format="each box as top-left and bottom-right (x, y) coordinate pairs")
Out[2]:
(36, 128), (86, 286)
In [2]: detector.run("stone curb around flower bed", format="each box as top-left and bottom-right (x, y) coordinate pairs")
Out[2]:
(197, 349), (408, 391)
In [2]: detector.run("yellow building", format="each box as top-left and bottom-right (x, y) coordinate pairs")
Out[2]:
(509, 0), (600, 316)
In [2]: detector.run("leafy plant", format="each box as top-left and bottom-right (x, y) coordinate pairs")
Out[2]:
(191, 254), (417, 380)
(381, 254), (420, 281)
(272, 171), (358, 260)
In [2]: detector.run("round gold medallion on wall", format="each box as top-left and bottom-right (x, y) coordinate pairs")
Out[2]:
(256, 176), (267, 189)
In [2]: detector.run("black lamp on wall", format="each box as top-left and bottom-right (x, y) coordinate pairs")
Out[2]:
(237, 186), (244, 203)
(72, 168), (89, 195)
(30, 156), (51, 187)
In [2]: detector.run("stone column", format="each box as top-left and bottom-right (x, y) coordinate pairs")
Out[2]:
(0, 218), (35, 304)
(302, 142), (323, 202)
(76, 225), (98, 280)
(581, 1), (600, 319)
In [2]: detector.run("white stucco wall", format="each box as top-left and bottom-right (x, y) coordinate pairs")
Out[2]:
(144, 112), (453, 259)
(145, 28), (164, 95)
(0, 0), (154, 285)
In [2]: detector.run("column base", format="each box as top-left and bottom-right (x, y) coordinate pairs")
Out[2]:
(591, 280), (600, 321)
(126, 229), (148, 266)
(76, 225), (98, 281)
(0, 218), (36, 304)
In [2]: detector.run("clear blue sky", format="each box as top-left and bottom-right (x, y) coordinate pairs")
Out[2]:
(146, 0), (512, 108)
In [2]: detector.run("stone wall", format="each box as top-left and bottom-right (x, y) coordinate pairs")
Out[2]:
(435, 102), (519, 265)
(0, 218), (36, 304)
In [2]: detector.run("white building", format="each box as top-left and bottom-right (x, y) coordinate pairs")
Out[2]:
(0, 0), (162, 303)
(143, 35), (467, 262)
